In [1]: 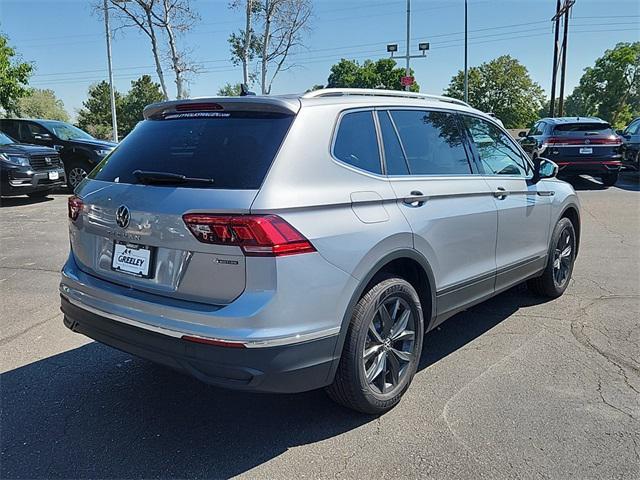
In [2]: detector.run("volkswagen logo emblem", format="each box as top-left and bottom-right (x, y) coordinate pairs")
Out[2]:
(585, 139), (590, 144)
(44, 157), (52, 165)
(115, 205), (130, 229)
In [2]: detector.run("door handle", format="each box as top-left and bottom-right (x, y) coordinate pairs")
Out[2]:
(403, 191), (428, 207)
(493, 187), (509, 200)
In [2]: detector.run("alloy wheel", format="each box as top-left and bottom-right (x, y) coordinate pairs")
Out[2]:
(68, 167), (87, 189)
(363, 296), (416, 395)
(553, 227), (573, 288)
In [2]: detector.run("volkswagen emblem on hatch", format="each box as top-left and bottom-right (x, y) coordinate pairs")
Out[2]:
(115, 205), (130, 229)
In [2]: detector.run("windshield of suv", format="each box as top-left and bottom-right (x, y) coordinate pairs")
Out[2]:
(552, 123), (614, 136)
(89, 111), (294, 189)
(0, 132), (16, 145)
(40, 121), (94, 141)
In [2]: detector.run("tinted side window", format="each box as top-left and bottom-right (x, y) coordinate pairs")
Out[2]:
(333, 111), (381, 174)
(390, 110), (472, 175)
(0, 121), (20, 140)
(463, 115), (531, 177)
(378, 111), (409, 175)
(625, 120), (640, 135)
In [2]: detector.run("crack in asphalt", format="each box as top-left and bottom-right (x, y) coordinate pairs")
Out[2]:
(0, 265), (61, 274)
(596, 378), (637, 421)
(0, 312), (62, 347)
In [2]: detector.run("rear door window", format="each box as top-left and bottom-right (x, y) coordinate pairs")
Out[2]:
(378, 111), (409, 175)
(333, 111), (382, 174)
(389, 110), (473, 175)
(89, 111), (294, 189)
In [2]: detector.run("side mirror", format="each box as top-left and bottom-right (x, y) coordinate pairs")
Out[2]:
(34, 133), (52, 141)
(616, 129), (624, 135)
(532, 157), (558, 183)
(518, 131), (528, 138)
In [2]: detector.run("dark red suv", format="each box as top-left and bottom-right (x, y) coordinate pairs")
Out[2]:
(519, 117), (623, 186)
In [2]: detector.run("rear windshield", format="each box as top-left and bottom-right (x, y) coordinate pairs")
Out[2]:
(552, 123), (613, 136)
(89, 112), (294, 189)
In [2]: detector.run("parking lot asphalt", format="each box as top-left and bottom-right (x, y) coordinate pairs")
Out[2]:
(1, 174), (639, 480)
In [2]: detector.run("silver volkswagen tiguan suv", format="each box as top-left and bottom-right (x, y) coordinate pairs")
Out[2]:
(60, 89), (580, 414)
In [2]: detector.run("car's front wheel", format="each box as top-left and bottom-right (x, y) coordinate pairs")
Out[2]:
(326, 276), (424, 414)
(528, 217), (576, 298)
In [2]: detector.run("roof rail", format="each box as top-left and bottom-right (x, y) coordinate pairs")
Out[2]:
(302, 88), (470, 107)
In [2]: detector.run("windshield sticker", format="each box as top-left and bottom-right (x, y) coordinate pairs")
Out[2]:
(164, 112), (231, 119)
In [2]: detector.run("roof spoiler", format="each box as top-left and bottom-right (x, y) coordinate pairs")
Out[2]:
(143, 96), (300, 119)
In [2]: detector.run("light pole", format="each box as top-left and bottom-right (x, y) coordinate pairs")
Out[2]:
(387, 0), (428, 91)
(103, 0), (118, 142)
(464, 0), (468, 103)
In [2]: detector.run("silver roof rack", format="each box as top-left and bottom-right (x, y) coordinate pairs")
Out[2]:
(302, 88), (470, 108)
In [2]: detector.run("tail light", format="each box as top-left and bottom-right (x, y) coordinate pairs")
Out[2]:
(183, 214), (316, 257)
(68, 195), (83, 221)
(544, 136), (622, 147)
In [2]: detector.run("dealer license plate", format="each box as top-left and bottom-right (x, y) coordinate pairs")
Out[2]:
(111, 242), (153, 278)
(579, 147), (593, 154)
(48, 171), (59, 180)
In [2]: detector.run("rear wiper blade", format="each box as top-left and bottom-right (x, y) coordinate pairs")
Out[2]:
(133, 170), (214, 185)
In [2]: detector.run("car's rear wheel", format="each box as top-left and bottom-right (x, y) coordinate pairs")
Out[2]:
(528, 217), (576, 298)
(326, 276), (424, 414)
(600, 172), (619, 187)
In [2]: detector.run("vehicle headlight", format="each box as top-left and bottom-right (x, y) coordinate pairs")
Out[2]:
(96, 148), (114, 157)
(0, 153), (30, 166)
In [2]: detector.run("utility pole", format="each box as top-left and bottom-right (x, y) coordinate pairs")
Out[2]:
(464, 0), (468, 103)
(103, 0), (118, 142)
(549, 0), (574, 118)
(557, 1), (572, 116)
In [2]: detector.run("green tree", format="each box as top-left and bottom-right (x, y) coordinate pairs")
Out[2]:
(217, 82), (242, 96)
(77, 81), (123, 140)
(0, 33), (33, 116)
(327, 58), (419, 92)
(17, 88), (69, 121)
(444, 55), (545, 128)
(120, 75), (164, 136)
(565, 42), (640, 128)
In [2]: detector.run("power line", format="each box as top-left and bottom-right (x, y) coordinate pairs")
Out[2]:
(29, 27), (638, 87)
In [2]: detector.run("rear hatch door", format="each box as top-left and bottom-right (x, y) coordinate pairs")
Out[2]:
(70, 99), (297, 305)
(548, 122), (621, 160)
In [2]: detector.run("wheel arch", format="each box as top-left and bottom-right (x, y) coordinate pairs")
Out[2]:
(325, 249), (436, 384)
(560, 203), (581, 256)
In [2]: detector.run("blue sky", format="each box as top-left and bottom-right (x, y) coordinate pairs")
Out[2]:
(2, 0), (638, 120)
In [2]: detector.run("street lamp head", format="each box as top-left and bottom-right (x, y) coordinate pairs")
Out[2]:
(418, 42), (430, 51)
(386, 44), (398, 53)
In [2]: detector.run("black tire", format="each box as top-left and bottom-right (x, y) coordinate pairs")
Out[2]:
(528, 217), (576, 298)
(326, 276), (424, 414)
(65, 158), (91, 192)
(27, 190), (50, 199)
(600, 172), (619, 187)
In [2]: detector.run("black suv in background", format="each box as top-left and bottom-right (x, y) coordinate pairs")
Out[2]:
(0, 131), (66, 198)
(0, 119), (117, 190)
(519, 117), (623, 186)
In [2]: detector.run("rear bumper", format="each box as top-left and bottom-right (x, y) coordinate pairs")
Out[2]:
(61, 296), (338, 393)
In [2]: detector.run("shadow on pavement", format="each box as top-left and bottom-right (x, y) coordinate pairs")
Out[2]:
(561, 172), (640, 192)
(0, 285), (548, 479)
(0, 195), (55, 208)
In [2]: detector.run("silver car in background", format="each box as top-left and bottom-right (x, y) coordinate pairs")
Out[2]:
(60, 88), (581, 414)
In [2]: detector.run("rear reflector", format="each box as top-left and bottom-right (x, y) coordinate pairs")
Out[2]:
(181, 335), (246, 348)
(68, 195), (83, 221)
(183, 214), (316, 257)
